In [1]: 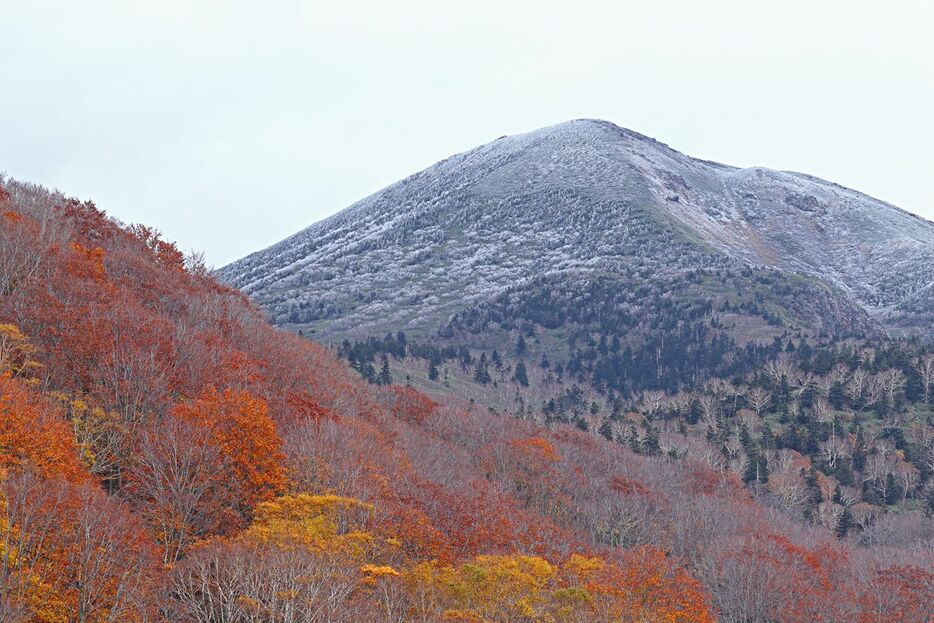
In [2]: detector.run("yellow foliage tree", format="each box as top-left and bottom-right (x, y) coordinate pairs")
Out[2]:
(0, 323), (41, 378)
(173, 491), (714, 623)
(401, 549), (714, 623)
(243, 493), (376, 561)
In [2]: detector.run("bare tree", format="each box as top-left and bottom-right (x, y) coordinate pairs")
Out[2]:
(850, 503), (880, 536)
(819, 437), (849, 470)
(879, 369), (906, 422)
(837, 485), (861, 507)
(128, 416), (230, 564)
(791, 372), (817, 399)
(812, 397), (836, 441)
(747, 386), (772, 416)
(915, 355), (934, 404)
(829, 363), (850, 385)
(769, 470), (810, 512)
(863, 452), (896, 500)
(846, 368), (868, 406)
(815, 374), (834, 398)
(893, 461), (920, 503)
(666, 392), (694, 419)
(170, 541), (359, 623)
(68, 484), (155, 623)
(763, 356), (793, 384)
(697, 394), (720, 431)
(863, 374), (885, 411)
(639, 390), (666, 419)
(906, 424), (934, 475)
(774, 448), (801, 473)
(815, 502), (844, 533)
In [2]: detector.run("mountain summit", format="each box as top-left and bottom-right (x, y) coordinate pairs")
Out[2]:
(220, 119), (933, 341)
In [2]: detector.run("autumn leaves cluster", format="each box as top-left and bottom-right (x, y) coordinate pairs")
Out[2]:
(168, 493), (711, 622)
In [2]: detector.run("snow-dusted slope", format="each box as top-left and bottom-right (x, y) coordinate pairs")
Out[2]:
(219, 119), (934, 337)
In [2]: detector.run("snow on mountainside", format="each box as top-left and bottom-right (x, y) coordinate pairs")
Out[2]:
(219, 119), (934, 338)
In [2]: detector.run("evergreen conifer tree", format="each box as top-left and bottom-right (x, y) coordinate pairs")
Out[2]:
(513, 361), (529, 387)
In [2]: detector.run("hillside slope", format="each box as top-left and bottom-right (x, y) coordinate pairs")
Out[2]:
(2, 174), (932, 621)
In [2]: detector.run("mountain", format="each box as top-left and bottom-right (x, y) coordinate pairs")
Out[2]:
(220, 119), (934, 345)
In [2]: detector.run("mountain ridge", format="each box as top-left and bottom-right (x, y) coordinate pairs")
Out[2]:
(219, 119), (933, 340)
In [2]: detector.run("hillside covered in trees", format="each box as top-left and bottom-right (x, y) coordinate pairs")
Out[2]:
(339, 297), (934, 537)
(1, 175), (932, 621)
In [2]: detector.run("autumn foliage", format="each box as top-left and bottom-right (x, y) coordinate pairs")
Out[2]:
(170, 493), (715, 622)
(172, 386), (287, 511)
(0, 176), (930, 621)
(0, 373), (86, 482)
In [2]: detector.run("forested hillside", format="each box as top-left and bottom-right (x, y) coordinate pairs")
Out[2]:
(341, 294), (934, 535)
(1, 176), (932, 621)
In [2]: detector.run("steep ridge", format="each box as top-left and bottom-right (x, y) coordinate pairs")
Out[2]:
(220, 119), (934, 339)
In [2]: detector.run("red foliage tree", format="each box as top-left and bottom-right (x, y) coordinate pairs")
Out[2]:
(858, 565), (934, 623)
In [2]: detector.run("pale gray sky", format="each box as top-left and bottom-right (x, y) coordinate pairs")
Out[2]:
(2, 0), (932, 266)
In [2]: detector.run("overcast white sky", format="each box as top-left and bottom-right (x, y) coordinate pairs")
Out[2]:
(2, 0), (932, 266)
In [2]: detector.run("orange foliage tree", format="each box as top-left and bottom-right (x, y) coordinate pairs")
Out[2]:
(563, 547), (715, 623)
(505, 436), (565, 517)
(388, 385), (438, 425)
(172, 387), (287, 515)
(0, 373), (86, 482)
